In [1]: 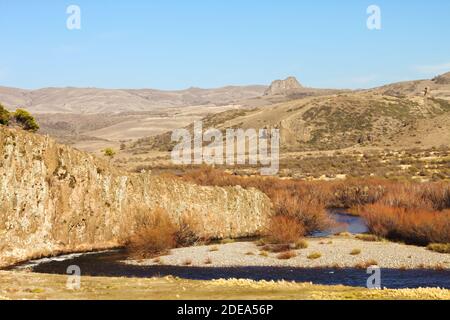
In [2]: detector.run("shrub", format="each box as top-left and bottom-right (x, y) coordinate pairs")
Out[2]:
(277, 251), (297, 260)
(204, 257), (212, 265)
(355, 234), (382, 242)
(355, 259), (378, 269)
(103, 148), (116, 159)
(180, 168), (450, 245)
(12, 109), (39, 132)
(0, 104), (10, 125)
(125, 208), (177, 259)
(427, 243), (450, 254)
(181, 167), (332, 234)
(360, 204), (450, 245)
(294, 239), (309, 249)
(174, 212), (203, 247)
(259, 251), (269, 257)
(261, 244), (291, 253)
(350, 249), (362, 255)
(307, 252), (322, 260)
(265, 215), (305, 245)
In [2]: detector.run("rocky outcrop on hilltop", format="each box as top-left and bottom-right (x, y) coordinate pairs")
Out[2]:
(0, 127), (271, 267)
(264, 76), (303, 96)
(432, 72), (450, 85)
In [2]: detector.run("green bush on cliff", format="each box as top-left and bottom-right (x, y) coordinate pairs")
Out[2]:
(0, 104), (10, 126)
(12, 109), (39, 132)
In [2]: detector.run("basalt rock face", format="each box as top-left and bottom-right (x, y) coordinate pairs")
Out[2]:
(0, 127), (271, 267)
(264, 76), (303, 96)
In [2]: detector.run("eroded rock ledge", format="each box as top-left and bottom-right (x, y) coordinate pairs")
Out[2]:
(0, 127), (271, 267)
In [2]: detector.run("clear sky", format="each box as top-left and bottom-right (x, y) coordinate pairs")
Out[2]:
(1, 0), (449, 90)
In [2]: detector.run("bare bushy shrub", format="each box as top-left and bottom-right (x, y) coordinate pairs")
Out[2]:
(265, 215), (305, 245)
(126, 207), (177, 259)
(361, 204), (450, 245)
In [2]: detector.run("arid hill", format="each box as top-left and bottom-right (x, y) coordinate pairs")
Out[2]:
(130, 90), (450, 155)
(369, 72), (450, 100)
(0, 85), (268, 148)
(2, 72), (450, 156)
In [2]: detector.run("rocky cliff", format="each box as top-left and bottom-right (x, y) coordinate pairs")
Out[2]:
(264, 76), (303, 96)
(0, 127), (271, 267)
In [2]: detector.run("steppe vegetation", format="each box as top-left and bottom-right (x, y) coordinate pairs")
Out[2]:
(0, 104), (39, 132)
(1, 271), (449, 300)
(124, 207), (203, 259)
(179, 167), (450, 247)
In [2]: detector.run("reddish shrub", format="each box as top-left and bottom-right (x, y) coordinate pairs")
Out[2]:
(125, 208), (178, 258)
(180, 167), (450, 244)
(361, 204), (450, 245)
(265, 216), (305, 245)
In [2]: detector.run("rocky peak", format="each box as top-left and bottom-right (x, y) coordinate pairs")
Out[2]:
(432, 72), (450, 85)
(264, 76), (303, 96)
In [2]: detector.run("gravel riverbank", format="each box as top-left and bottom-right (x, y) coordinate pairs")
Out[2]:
(125, 236), (450, 270)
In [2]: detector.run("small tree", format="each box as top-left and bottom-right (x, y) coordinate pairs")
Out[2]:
(103, 147), (116, 160)
(0, 104), (10, 126)
(13, 109), (39, 132)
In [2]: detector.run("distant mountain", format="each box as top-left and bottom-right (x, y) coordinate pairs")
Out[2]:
(0, 85), (268, 114)
(135, 73), (450, 153)
(2, 71), (449, 152)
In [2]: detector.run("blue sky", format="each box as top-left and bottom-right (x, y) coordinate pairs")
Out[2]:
(1, 0), (449, 90)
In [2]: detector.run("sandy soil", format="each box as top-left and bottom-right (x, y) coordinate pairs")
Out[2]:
(126, 236), (450, 270)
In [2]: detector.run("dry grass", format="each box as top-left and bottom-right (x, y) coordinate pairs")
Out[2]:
(427, 243), (450, 254)
(259, 251), (269, 257)
(255, 239), (267, 247)
(355, 260), (378, 269)
(204, 257), (212, 265)
(277, 251), (297, 260)
(307, 252), (322, 260)
(350, 249), (362, 256)
(220, 239), (235, 244)
(209, 246), (219, 252)
(294, 239), (309, 249)
(261, 244), (291, 253)
(355, 234), (382, 242)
